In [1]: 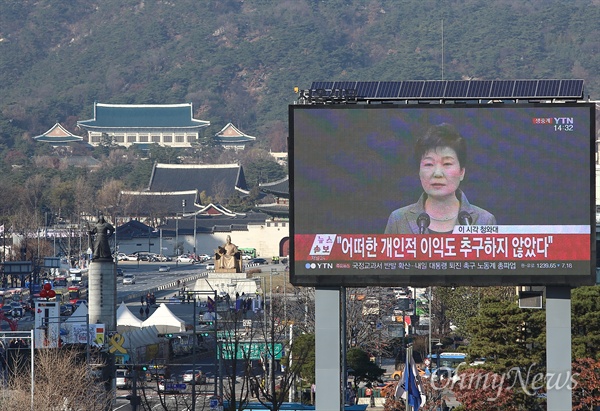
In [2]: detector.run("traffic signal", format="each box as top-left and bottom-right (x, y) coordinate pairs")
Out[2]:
(165, 333), (174, 339)
(200, 331), (210, 337)
(199, 320), (214, 326)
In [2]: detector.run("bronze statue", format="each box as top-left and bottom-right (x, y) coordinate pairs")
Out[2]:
(215, 235), (241, 272)
(89, 215), (115, 261)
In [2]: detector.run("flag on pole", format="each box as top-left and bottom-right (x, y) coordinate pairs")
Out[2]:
(207, 296), (215, 312)
(405, 350), (422, 411)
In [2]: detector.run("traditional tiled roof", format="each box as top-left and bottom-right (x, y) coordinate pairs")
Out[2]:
(118, 190), (199, 216)
(158, 211), (269, 236)
(257, 176), (289, 217)
(148, 163), (249, 200)
(115, 220), (159, 240)
(196, 203), (240, 217)
(77, 103), (210, 130)
(33, 123), (83, 143)
(254, 203), (289, 217)
(214, 123), (257, 144)
(259, 176), (289, 197)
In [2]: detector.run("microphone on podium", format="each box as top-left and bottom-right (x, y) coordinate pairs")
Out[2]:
(417, 213), (430, 234)
(458, 211), (473, 226)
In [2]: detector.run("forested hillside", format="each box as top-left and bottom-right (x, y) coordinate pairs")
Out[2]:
(1, 0), (598, 147)
(0, 0), (598, 227)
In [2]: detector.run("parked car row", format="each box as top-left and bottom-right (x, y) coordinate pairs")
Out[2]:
(117, 252), (283, 267)
(116, 252), (172, 262)
(176, 254), (196, 263)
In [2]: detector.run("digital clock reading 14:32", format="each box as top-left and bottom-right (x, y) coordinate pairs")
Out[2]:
(554, 124), (574, 131)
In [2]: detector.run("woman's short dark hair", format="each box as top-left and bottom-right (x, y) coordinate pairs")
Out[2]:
(414, 123), (467, 168)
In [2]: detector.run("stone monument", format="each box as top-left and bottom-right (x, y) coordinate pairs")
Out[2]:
(214, 235), (242, 273)
(88, 215), (117, 331)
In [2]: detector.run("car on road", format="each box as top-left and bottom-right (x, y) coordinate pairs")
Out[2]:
(132, 251), (154, 261)
(182, 369), (207, 384)
(197, 253), (211, 262)
(60, 304), (75, 317)
(122, 274), (136, 285)
(157, 378), (185, 393)
(122, 254), (139, 261)
(115, 369), (131, 389)
(176, 255), (195, 263)
(158, 265), (170, 272)
(116, 267), (124, 277)
(205, 262), (215, 270)
(249, 258), (268, 265)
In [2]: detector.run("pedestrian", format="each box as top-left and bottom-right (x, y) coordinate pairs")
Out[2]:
(141, 295), (145, 305)
(139, 306), (144, 318)
(145, 305), (150, 317)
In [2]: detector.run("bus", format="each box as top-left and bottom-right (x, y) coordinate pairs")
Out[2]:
(427, 352), (483, 378)
(68, 285), (87, 304)
(239, 247), (257, 259)
(52, 276), (69, 293)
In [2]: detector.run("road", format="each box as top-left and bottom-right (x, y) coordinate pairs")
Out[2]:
(116, 259), (212, 303)
(9, 259), (281, 410)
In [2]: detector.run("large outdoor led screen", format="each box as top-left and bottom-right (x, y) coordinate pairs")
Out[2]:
(290, 103), (595, 287)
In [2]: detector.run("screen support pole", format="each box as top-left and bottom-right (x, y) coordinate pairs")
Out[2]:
(546, 286), (571, 410)
(315, 287), (343, 411)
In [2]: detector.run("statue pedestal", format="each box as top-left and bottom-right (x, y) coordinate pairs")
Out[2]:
(88, 260), (116, 331)
(215, 268), (239, 274)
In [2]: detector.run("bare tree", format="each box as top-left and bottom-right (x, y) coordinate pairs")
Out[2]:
(249, 292), (313, 411)
(0, 347), (113, 410)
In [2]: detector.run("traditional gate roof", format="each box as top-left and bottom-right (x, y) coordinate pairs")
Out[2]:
(255, 176), (289, 217)
(115, 220), (159, 240)
(148, 163), (249, 200)
(259, 176), (289, 198)
(159, 209), (269, 235)
(78, 102), (210, 130)
(119, 190), (199, 217)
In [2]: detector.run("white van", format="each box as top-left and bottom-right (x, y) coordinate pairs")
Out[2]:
(115, 369), (131, 389)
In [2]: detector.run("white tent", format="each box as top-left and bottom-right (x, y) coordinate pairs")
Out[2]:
(120, 325), (161, 353)
(141, 303), (186, 334)
(61, 303), (96, 345)
(105, 325), (164, 363)
(117, 301), (143, 332)
(65, 301), (88, 324)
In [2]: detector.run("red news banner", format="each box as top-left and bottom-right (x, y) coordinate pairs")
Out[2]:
(295, 226), (590, 262)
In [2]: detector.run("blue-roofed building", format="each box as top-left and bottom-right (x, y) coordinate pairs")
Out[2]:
(33, 123), (84, 147)
(214, 123), (257, 150)
(77, 102), (210, 148)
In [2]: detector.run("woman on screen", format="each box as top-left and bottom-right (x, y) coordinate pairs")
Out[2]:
(385, 123), (496, 234)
